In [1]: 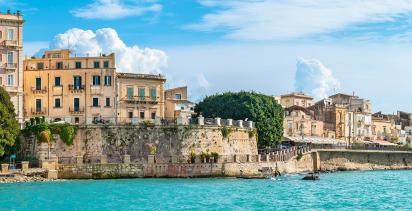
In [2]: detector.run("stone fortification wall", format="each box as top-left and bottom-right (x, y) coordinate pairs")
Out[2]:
(27, 125), (257, 164)
(316, 150), (412, 171)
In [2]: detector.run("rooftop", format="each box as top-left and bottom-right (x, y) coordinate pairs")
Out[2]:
(280, 92), (313, 99)
(0, 10), (23, 22)
(117, 72), (166, 81)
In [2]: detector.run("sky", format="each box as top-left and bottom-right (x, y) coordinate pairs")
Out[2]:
(3, 0), (412, 113)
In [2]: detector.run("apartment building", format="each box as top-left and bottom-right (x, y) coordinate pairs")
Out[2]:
(116, 72), (165, 124)
(283, 105), (324, 138)
(279, 92), (313, 108)
(164, 86), (195, 119)
(23, 50), (116, 124)
(0, 11), (24, 124)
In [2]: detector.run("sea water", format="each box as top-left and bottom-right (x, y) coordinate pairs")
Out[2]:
(0, 170), (411, 210)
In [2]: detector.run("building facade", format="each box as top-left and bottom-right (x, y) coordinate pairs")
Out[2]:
(279, 92), (313, 108)
(164, 86), (195, 120)
(23, 50), (116, 124)
(0, 11), (24, 125)
(116, 73), (165, 124)
(309, 98), (347, 140)
(283, 105), (324, 138)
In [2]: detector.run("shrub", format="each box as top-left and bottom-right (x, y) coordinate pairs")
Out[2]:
(190, 152), (196, 163)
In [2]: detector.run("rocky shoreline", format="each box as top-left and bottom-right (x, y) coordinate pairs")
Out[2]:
(0, 168), (60, 184)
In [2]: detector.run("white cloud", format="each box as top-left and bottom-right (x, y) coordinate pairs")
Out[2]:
(197, 73), (210, 89)
(189, 0), (412, 40)
(71, 0), (162, 20)
(295, 58), (340, 99)
(24, 41), (49, 57)
(49, 28), (167, 74)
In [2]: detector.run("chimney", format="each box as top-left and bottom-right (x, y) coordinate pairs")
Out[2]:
(7, 10), (10, 14)
(16, 10), (20, 16)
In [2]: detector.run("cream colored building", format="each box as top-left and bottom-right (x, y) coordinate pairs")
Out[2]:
(116, 73), (165, 124)
(280, 92), (313, 108)
(164, 86), (195, 120)
(23, 50), (116, 124)
(0, 11), (24, 124)
(283, 105), (324, 137)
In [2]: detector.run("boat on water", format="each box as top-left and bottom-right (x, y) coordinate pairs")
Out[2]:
(302, 172), (320, 180)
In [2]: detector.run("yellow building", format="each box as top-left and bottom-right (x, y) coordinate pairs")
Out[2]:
(280, 92), (313, 108)
(23, 50), (116, 124)
(0, 11), (24, 125)
(116, 73), (165, 124)
(283, 106), (324, 137)
(164, 86), (195, 120)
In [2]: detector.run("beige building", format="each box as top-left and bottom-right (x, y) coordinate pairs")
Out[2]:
(164, 86), (195, 119)
(280, 92), (313, 108)
(116, 73), (165, 124)
(23, 50), (116, 124)
(372, 112), (398, 142)
(283, 105), (324, 137)
(0, 11), (24, 124)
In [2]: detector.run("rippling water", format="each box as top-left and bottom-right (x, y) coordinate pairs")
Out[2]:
(0, 170), (411, 210)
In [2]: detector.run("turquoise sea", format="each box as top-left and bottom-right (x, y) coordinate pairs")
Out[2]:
(0, 170), (411, 210)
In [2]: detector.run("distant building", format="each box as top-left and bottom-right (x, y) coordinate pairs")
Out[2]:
(23, 50), (117, 124)
(279, 92), (313, 108)
(309, 98), (347, 140)
(372, 112), (400, 142)
(329, 93), (373, 142)
(164, 86), (195, 120)
(283, 105), (324, 137)
(116, 73), (165, 124)
(0, 11), (24, 125)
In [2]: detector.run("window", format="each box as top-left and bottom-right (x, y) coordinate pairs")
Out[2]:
(92, 97), (99, 107)
(128, 111), (133, 119)
(56, 62), (63, 69)
(151, 112), (156, 120)
(73, 98), (80, 112)
(75, 61), (82, 69)
(127, 87), (133, 99)
(150, 88), (156, 101)
(37, 62), (44, 70)
(105, 97), (110, 107)
(104, 75), (112, 86)
(138, 88), (145, 100)
(75, 117), (79, 124)
(35, 78), (41, 90)
(7, 51), (13, 64)
(7, 74), (13, 86)
(54, 98), (61, 108)
(140, 111), (145, 119)
(175, 93), (182, 100)
(93, 61), (100, 68)
(0, 77), (2, 85)
(55, 77), (61, 86)
(92, 75), (101, 86)
(73, 76), (82, 89)
(103, 61), (109, 68)
(35, 99), (42, 112)
(7, 29), (13, 40)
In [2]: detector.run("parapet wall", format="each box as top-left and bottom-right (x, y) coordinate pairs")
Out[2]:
(25, 124), (258, 164)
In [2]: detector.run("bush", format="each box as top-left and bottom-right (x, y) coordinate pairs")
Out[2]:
(195, 91), (284, 147)
(210, 152), (219, 163)
(190, 152), (196, 163)
(221, 126), (232, 138)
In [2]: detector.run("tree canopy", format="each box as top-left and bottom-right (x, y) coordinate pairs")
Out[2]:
(0, 87), (20, 156)
(195, 91), (284, 147)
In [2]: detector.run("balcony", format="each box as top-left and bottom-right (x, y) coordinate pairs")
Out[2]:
(31, 86), (47, 94)
(31, 108), (46, 115)
(68, 84), (85, 93)
(69, 107), (85, 115)
(3, 63), (17, 70)
(1, 40), (18, 47)
(121, 96), (160, 104)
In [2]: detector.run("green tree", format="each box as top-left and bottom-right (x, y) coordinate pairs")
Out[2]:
(195, 91), (284, 147)
(0, 87), (20, 156)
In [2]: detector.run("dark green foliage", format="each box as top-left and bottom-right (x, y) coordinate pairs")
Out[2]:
(221, 126), (232, 138)
(24, 118), (77, 146)
(0, 87), (20, 156)
(49, 123), (77, 145)
(195, 91), (284, 147)
(296, 153), (303, 161)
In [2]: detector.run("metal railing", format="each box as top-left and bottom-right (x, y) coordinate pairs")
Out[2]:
(68, 84), (85, 91)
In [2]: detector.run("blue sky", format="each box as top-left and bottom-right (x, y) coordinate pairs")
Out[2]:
(4, 0), (412, 113)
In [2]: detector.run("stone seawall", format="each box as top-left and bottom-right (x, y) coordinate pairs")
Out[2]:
(58, 153), (315, 179)
(316, 150), (412, 171)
